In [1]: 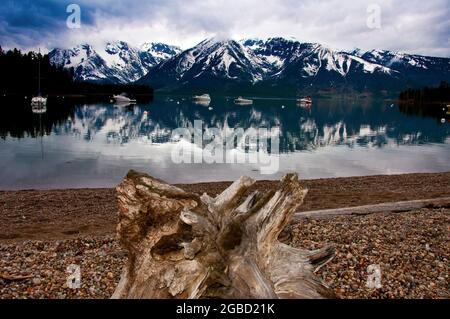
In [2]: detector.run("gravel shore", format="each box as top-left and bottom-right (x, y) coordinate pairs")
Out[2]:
(0, 236), (124, 299)
(288, 208), (449, 299)
(0, 172), (449, 299)
(0, 207), (448, 299)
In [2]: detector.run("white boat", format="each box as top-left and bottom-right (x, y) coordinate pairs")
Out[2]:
(297, 97), (312, 104)
(193, 94), (211, 102)
(31, 48), (47, 110)
(297, 97), (313, 108)
(234, 96), (253, 105)
(113, 93), (137, 104)
(31, 96), (47, 107)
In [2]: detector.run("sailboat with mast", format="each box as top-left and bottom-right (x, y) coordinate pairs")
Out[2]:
(31, 48), (47, 113)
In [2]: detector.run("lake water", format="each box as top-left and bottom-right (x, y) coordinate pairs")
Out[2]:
(0, 96), (449, 190)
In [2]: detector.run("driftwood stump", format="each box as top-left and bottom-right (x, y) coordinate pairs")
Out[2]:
(112, 170), (335, 299)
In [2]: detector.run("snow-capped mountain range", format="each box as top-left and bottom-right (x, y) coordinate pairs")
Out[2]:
(138, 37), (450, 94)
(50, 37), (450, 93)
(49, 41), (181, 83)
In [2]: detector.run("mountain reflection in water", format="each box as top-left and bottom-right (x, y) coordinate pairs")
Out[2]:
(0, 96), (449, 189)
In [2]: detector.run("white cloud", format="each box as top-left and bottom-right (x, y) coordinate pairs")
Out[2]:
(1, 0), (449, 57)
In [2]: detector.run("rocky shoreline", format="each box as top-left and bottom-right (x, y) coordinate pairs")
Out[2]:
(0, 207), (448, 299)
(0, 172), (449, 299)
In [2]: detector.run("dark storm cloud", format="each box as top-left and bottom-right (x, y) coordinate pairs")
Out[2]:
(0, 0), (98, 48)
(0, 0), (449, 57)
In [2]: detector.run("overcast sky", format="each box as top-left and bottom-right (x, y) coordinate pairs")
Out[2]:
(0, 0), (449, 57)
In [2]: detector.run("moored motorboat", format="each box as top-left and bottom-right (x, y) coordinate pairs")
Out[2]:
(193, 94), (211, 102)
(113, 93), (137, 104)
(234, 96), (253, 105)
(297, 96), (312, 104)
(297, 96), (312, 108)
(31, 96), (47, 107)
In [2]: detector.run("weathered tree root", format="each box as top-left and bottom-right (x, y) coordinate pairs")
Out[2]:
(112, 170), (335, 299)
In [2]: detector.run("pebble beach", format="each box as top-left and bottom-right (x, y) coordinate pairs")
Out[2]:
(0, 172), (449, 299)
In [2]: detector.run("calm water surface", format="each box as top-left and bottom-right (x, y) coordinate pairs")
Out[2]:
(0, 96), (449, 189)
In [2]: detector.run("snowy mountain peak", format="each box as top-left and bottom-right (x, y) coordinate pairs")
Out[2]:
(165, 37), (273, 83)
(141, 42), (181, 57)
(49, 41), (180, 83)
(105, 41), (130, 54)
(138, 37), (450, 94)
(50, 37), (449, 92)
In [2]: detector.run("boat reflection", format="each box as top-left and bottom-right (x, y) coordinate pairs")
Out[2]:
(0, 96), (448, 153)
(193, 100), (211, 107)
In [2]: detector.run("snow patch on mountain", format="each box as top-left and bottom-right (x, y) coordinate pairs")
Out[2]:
(141, 42), (182, 63)
(238, 38), (397, 79)
(49, 41), (181, 83)
(167, 38), (273, 83)
(54, 37), (449, 90)
(349, 55), (393, 74)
